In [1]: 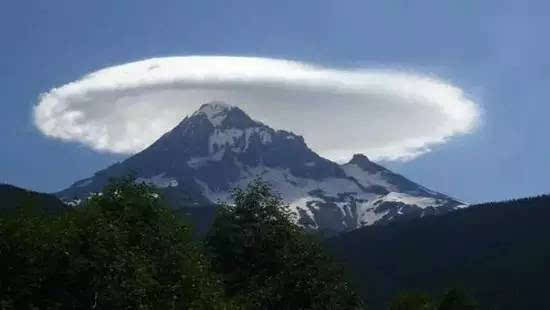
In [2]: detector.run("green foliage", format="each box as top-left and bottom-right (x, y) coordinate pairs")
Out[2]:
(388, 289), (478, 310)
(0, 177), (500, 310)
(389, 292), (436, 310)
(207, 179), (363, 310)
(0, 177), (230, 309)
(0, 184), (66, 215)
(437, 288), (478, 310)
(328, 194), (550, 310)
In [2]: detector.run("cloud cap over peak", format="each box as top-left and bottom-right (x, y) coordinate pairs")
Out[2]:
(34, 56), (480, 161)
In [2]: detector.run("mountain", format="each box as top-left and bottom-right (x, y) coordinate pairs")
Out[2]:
(0, 184), (67, 214)
(58, 102), (464, 234)
(326, 195), (550, 310)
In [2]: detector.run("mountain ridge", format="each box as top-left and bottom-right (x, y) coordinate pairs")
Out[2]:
(327, 194), (550, 310)
(0, 183), (67, 214)
(58, 102), (464, 234)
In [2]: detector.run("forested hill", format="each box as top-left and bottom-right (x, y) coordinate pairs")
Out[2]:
(0, 184), (66, 214)
(327, 195), (550, 310)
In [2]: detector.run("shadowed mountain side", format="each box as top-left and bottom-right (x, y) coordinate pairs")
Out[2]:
(0, 184), (67, 214)
(326, 195), (550, 310)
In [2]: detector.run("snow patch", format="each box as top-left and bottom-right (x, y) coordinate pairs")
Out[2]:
(195, 165), (378, 226)
(193, 101), (233, 127)
(291, 197), (319, 221)
(379, 192), (438, 209)
(244, 127), (272, 148)
(342, 163), (394, 190)
(194, 178), (232, 203)
(208, 127), (273, 154)
(358, 205), (390, 226)
(187, 149), (225, 169)
(209, 129), (243, 153)
(194, 162), (454, 229)
(135, 173), (178, 188)
(65, 198), (82, 207)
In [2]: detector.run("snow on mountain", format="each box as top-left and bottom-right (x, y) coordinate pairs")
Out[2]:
(342, 162), (394, 190)
(58, 102), (465, 234)
(192, 101), (233, 127)
(135, 173), (179, 188)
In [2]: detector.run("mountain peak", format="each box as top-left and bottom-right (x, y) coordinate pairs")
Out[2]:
(187, 101), (259, 129)
(346, 153), (388, 174)
(350, 153), (370, 163)
(192, 101), (235, 127)
(197, 101), (234, 112)
(60, 104), (464, 234)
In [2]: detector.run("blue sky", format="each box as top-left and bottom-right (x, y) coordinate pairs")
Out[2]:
(1, 0), (549, 203)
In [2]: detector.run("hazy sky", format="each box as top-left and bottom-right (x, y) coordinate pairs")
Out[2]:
(1, 1), (549, 203)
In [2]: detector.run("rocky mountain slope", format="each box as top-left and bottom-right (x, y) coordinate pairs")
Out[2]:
(58, 102), (464, 234)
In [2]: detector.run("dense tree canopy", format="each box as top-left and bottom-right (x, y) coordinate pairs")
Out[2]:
(389, 292), (436, 310)
(388, 289), (478, 310)
(2, 177), (500, 309)
(0, 178), (229, 309)
(206, 179), (363, 309)
(327, 196), (550, 309)
(1, 178), (364, 309)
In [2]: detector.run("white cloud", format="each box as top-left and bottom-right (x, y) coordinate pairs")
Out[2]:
(33, 56), (480, 162)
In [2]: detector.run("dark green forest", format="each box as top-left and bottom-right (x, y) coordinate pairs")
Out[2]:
(2, 179), (546, 309)
(0, 179), (362, 309)
(328, 195), (550, 310)
(0, 184), (67, 215)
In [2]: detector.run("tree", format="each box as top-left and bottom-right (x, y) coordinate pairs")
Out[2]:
(0, 178), (231, 309)
(389, 292), (436, 310)
(387, 289), (478, 310)
(206, 179), (363, 309)
(437, 288), (478, 310)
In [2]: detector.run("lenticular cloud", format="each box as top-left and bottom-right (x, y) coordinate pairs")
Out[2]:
(34, 56), (480, 161)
